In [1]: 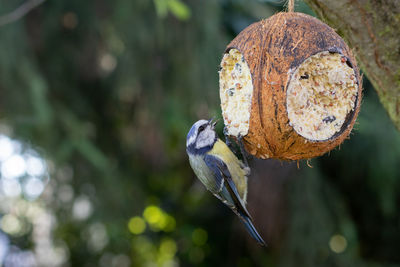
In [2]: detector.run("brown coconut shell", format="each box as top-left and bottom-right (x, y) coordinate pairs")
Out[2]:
(224, 12), (362, 161)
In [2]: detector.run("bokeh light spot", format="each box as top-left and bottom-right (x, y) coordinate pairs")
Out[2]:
(99, 53), (117, 73)
(159, 238), (177, 257)
(87, 222), (109, 252)
(62, 12), (78, 29)
(132, 236), (153, 254)
(2, 179), (22, 197)
(192, 228), (208, 246)
(128, 216), (146, 235)
(4, 249), (37, 266)
(58, 185), (74, 203)
(26, 156), (46, 177)
(0, 232), (10, 264)
(163, 215), (176, 232)
(155, 213), (167, 229)
(329, 234), (347, 253)
(143, 205), (162, 225)
(0, 135), (13, 161)
(1, 214), (21, 236)
(111, 254), (130, 267)
(72, 196), (93, 220)
(1, 155), (26, 179)
(23, 177), (45, 199)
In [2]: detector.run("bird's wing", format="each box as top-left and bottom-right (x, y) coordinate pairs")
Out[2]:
(204, 154), (266, 246)
(204, 154), (251, 219)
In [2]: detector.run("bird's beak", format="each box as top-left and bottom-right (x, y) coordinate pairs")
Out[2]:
(209, 117), (220, 129)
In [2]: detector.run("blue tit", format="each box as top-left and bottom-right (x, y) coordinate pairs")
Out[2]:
(186, 119), (265, 246)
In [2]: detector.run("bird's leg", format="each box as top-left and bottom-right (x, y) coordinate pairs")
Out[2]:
(237, 134), (250, 168)
(223, 126), (235, 150)
(225, 127), (250, 170)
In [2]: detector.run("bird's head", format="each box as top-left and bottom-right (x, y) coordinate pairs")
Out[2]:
(186, 119), (218, 154)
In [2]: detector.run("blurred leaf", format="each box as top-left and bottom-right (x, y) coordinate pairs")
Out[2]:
(153, 0), (191, 20)
(167, 0), (191, 20)
(153, 0), (168, 18)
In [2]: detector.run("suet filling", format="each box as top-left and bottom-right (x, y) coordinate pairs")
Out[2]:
(286, 51), (358, 141)
(219, 49), (253, 137)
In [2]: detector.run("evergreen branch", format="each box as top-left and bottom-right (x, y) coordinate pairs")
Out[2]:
(0, 0), (46, 27)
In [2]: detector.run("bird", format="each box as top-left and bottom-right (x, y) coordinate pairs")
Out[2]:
(186, 118), (265, 246)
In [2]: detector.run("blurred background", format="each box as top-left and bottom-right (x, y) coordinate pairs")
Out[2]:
(0, 0), (400, 266)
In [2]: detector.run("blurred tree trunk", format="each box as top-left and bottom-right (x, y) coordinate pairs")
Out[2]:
(304, 0), (400, 130)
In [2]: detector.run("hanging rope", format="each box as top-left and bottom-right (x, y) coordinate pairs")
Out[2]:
(288, 0), (295, 12)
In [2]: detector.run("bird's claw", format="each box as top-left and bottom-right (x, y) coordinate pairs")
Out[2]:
(237, 134), (250, 168)
(223, 126), (234, 150)
(224, 127), (250, 169)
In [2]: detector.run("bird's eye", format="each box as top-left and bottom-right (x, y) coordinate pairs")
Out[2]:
(198, 125), (205, 132)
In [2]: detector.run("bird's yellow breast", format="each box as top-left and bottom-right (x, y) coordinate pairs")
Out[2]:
(207, 139), (248, 202)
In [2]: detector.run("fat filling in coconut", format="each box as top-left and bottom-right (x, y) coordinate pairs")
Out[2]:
(219, 49), (253, 137)
(286, 51), (358, 141)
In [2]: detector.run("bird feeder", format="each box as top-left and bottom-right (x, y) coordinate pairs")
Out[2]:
(219, 12), (362, 160)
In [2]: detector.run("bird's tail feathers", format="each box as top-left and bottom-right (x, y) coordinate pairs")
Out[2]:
(239, 214), (266, 246)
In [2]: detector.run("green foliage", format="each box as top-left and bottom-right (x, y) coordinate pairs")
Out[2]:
(154, 0), (191, 20)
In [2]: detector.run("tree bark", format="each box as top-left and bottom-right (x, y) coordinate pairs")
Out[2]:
(304, 0), (400, 129)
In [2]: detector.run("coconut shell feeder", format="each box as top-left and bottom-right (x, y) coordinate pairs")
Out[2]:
(219, 12), (362, 161)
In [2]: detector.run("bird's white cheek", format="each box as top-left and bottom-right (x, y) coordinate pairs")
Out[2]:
(195, 130), (215, 149)
(187, 133), (196, 147)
